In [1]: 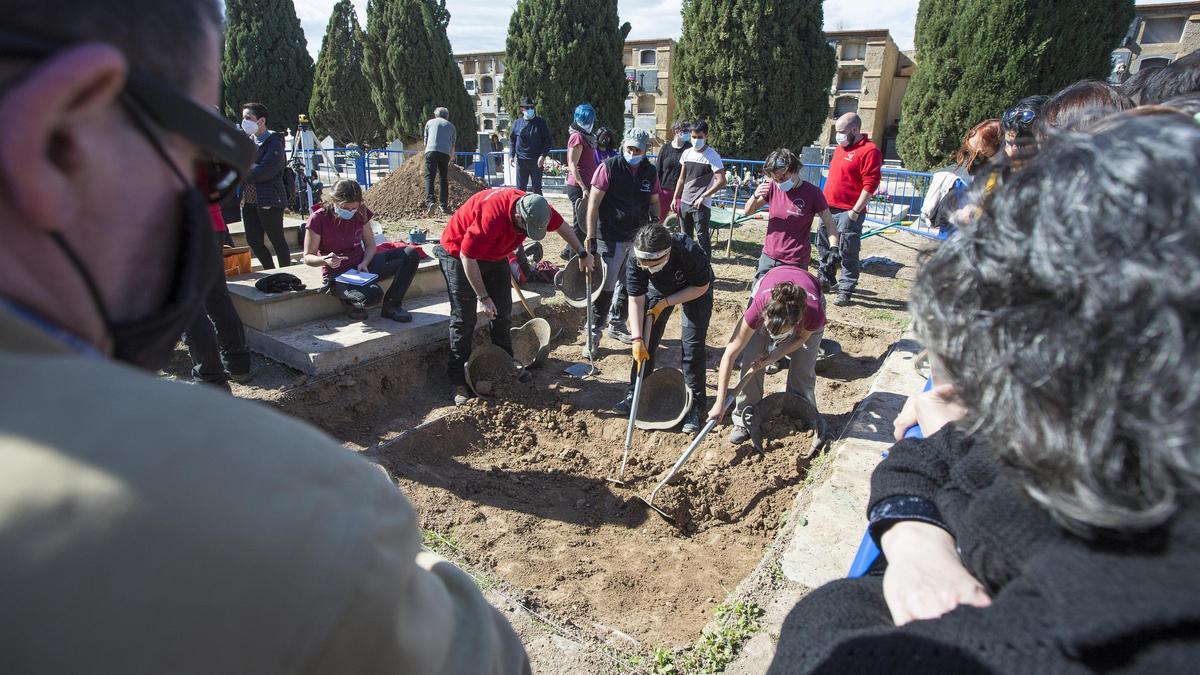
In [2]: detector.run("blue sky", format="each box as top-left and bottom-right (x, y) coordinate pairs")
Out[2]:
(292, 0), (1182, 58)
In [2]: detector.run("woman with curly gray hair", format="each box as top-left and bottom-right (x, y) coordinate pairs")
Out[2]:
(768, 111), (1200, 673)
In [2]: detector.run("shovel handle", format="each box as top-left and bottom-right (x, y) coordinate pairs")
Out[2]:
(510, 275), (536, 318)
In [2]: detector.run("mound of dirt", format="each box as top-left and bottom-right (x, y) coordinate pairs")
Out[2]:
(364, 152), (488, 221)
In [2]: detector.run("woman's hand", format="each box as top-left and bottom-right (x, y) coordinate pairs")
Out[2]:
(893, 383), (969, 441)
(691, 195), (706, 210)
(323, 253), (347, 269)
(706, 401), (727, 425)
(753, 181), (771, 199)
(670, 197), (681, 214)
(357, 262), (371, 273)
(881, 521), (992, 626)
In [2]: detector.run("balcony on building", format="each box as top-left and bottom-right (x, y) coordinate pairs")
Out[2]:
(836, 67), (865, 93)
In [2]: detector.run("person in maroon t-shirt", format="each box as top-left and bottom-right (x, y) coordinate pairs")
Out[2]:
(436, 188), (588, 405)
(303, 180), (422, 323)
(741, 148), (839, 278)
(816, 113), (882, 306)
(708, 266), (827, 444)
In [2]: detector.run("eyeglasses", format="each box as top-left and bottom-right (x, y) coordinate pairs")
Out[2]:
(0, 27), (255, 203)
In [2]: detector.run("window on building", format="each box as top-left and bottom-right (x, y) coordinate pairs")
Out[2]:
(842, 41), (867, 60)
(837, 70), (863, 92)
(497, 59), (505, 74)
(482, 59), (492, 74)
(833, 96), (859, 118)
(462, 60), (475, 75)
(1139, 56), (1173, 71)
(481, 76), (494, 94)
(640, 49), (657, 66)
(1142, 17), (1186, 44)
(637, 94), (656, 115)
(464, 79), (475, 93)
(484, 119), (494, 131)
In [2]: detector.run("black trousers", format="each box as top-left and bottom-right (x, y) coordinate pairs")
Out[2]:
(330, 247), (422, 311)
(184, 253), (250, 383)
(681, 203), (713, 258)
(627, 288), (713, 410)
(436, 245), (514, 386)
(516, 158), (543, 195)
(424, 151), (450, 208)
(242, 204), (291, 269)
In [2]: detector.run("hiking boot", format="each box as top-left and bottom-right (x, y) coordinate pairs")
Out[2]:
(833, 290), (853, 307)
(681, 405), (703, 435)
(606, 326), (633, 345)
(613, 391), (635, 415)
(224, 353), (253, 384)
(766, 356), (790, 376)
(453, 385), (474, 406)
(381, 306), (412, 323)
(729, 425), (751, 445)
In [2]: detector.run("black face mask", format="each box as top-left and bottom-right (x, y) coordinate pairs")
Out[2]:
(49, 120), (220, 370)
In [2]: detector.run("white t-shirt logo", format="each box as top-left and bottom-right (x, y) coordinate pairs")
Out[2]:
(787, 198), (807, 217)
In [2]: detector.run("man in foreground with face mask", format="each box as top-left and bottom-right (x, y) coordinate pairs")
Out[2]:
(0, 2), (531, 672)
(816, 112), (882, 307)
(584, 128), (661, 355)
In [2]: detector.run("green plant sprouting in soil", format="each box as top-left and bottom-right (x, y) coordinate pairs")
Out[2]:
(651, 600), (764, 674)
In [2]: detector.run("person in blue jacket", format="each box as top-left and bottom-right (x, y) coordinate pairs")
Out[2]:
(508, 96), (552, 195)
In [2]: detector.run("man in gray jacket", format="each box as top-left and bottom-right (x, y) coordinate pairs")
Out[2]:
(425, 106), (457, 215)
(0, 2), (529, 673)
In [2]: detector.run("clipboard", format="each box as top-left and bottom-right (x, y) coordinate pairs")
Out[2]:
(335, 270), (379, 286)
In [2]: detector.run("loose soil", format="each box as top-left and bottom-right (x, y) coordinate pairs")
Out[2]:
(364, 152), (489, 221)
(160, 201), (927, 669)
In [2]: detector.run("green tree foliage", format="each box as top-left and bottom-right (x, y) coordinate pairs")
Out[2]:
(673, 0), (834, 158)
(309, 0), (384, 148)
(897, 0), (1135, 170)
(363, 0), (477, 151)
(222, 0), (315, 132)
(500, 0), (630, 147)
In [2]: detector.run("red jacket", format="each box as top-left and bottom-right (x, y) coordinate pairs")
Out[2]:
(208, 203), (227, 233)
(440, 188), (563, 261)
(823, 136), (882, 211)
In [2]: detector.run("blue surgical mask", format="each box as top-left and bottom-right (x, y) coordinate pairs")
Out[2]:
(335, 206), (356, 220)
(677, 132), (691, 144)
(777, 178), (796, 192)
(624, 151), (644, 165)
(524, 108), (535, 120)
(693, 137), (706, 150)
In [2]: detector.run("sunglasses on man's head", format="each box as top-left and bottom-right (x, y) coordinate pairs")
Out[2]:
(0, 27), (255, 203)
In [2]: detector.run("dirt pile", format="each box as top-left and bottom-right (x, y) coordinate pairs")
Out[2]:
(364, 152), (488, 221)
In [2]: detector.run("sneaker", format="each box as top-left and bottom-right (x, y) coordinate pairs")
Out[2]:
(606, 327), (633, 345)
(382, 306), (412, 323)
(441, 205), (452, 216)
(347, 306), (368, 321)
(729, 425), (751, 445)
(681, 405), (703, 435)
(765, 356), (790, 376)
(453, 385), (473, 406)
(426, 203), (438, 216)
(228, 369), (254, 384)
(613, 391), (635, 415)
(833, 290), (852, 307)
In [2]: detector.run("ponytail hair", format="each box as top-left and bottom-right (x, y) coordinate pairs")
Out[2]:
(322, 179), (365, 215)
(763, 281), (807, 336)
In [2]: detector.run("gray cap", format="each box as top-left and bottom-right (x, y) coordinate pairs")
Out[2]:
(515, 194), (551, 240)
(622, 128), (651, 152)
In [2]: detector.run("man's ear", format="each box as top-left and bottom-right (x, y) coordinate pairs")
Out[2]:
(0, 43), (127, 232)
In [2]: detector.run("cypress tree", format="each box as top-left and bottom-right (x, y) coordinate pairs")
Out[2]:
(309, 0), (384, 148)
(363, 0), (477, 151)
(222, 0), (315, 132)
(897, 0), (1135, 171)
(673, 0), (835, 159)
(500, 0), (630, 148)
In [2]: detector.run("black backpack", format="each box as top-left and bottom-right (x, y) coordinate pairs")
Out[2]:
(282, 162), (299, 211)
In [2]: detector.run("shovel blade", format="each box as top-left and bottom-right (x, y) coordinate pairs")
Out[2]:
(563, 363), (597, 378)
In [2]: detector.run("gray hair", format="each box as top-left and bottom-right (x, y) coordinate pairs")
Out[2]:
(911, 113), (1200, 537)
(434, 107), (449, 120)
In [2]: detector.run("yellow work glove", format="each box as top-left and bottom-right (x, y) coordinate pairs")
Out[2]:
(631, 338), (650, 365)
(647, 299), (671, 321)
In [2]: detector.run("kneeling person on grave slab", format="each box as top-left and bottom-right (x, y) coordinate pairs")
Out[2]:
(614, 222), (714, 435)
(437, 188), (589, 406)
(303, 179), (422, 322)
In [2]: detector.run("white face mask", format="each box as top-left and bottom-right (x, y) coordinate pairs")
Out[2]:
(836, 132), (851, 147)
(241, 118), (259, 136)
(693, 137), (707, 150)
(644, 259), (669, 274)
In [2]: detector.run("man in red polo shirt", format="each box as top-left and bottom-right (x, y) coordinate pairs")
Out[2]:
(436, 188), (589, 405)
(817, 113), (882, 306)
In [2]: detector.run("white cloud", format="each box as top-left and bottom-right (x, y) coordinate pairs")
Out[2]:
(293, 0), (1183, 58)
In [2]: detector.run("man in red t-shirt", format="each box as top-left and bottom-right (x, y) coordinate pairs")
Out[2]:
(436, 188), (588, 405)
(818, 113), (882, 306)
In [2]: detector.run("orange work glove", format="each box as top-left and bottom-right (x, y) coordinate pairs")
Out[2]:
(631, 338), (650, 365)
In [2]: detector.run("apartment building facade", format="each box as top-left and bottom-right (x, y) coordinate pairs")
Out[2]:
(818, 29), (916, 160)
(1110, 2), (1200, 80)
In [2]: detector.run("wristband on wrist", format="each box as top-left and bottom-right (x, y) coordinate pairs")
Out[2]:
(632, 337), (644, 343)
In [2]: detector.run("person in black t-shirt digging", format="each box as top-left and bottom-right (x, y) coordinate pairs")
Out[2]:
(613, 223), (714, 435)
(585, 128), (661, 353)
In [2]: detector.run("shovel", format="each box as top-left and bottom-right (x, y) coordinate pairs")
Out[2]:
(564, 264), (598, 378)
(609, 313), (656, 486)
(511, 275), (562, 341)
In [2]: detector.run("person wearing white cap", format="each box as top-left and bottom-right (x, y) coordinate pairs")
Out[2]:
(583, 127), (661, 356)
(436, 188), (588, 405)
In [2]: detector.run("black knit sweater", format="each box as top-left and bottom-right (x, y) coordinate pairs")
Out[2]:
(768, 425), (1200, 673)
